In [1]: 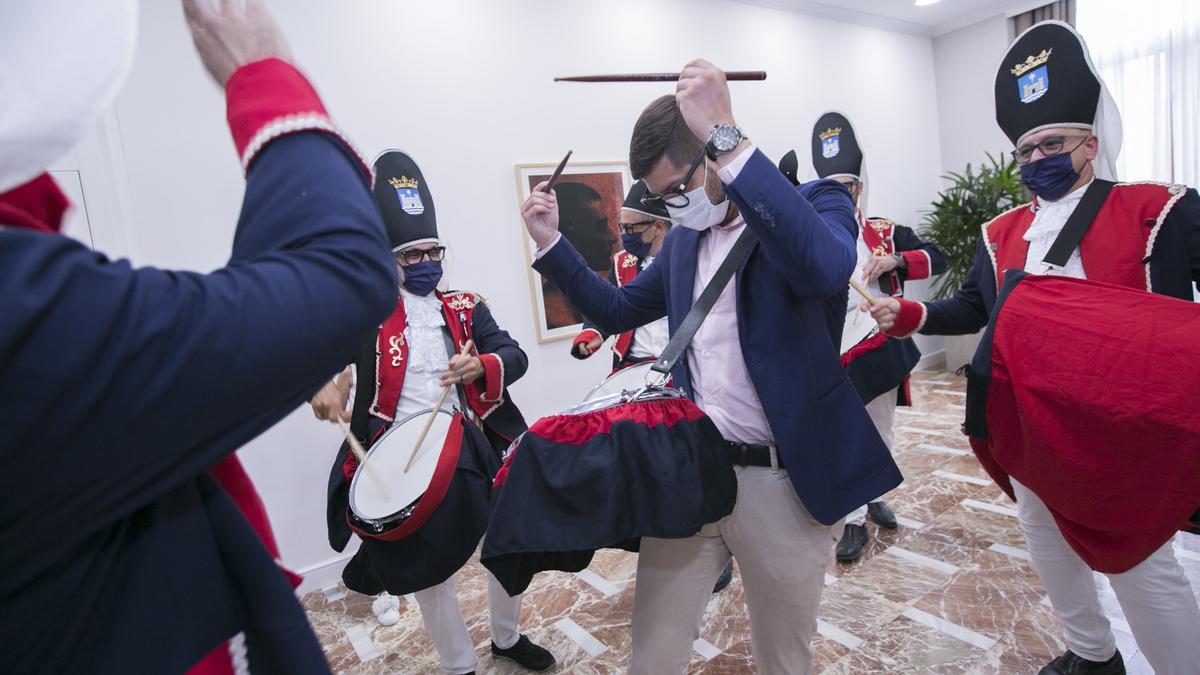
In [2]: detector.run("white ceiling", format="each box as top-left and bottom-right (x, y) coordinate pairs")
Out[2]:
(737, 0), (1049, 36)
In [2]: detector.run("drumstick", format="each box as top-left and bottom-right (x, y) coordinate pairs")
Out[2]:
(848, 278), (879, 306)
(404, 339), (474, 473)
(541, 150), (572, 192)
(554, 71), (767, 82)
(335, 417), (390, 498)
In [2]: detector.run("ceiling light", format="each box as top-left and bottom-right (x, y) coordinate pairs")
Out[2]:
(915, 0), (941, 6)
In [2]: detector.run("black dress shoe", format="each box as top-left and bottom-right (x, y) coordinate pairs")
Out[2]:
(836, 523), (868, 563)
(492, 634), (556, 672)
(712, 560), (733, 593)
(1039, 649), (1125, 674)
(868, 501), (898, 529)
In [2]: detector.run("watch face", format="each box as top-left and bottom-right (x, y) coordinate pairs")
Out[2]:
(712, 125), (740, 152)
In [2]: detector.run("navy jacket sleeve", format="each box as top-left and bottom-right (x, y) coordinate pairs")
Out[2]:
(1148, 188), (1200, 298)
(472, 300), (528, 387)
(578, 268), (618, 341)
(0, 132), (397, 548)
(894, 224), (948, 280)
(532, 233), (669, 336)
(721, 150), (858, 299)
(921, 236), (993, 336)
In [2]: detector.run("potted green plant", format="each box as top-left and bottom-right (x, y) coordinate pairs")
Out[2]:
(918, 153), (1028, 370)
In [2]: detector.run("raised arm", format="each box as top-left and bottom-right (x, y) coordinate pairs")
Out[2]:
(1, 26), (395, 550)
(523, 186), (669, 335)
(673, 59), (856, 299)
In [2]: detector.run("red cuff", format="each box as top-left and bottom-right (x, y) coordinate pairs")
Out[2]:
(225, 58), (368, 179)
(571, 329), (602, 359)
(885, 298), (927, 339)
(901, 250), (932, 280)
(478, 353), (505, 403)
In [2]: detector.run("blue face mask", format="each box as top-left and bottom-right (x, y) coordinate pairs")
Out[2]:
(621, 231), (652, 260)
(1019, 153), (1081, 202)
(401, 260), (443, 296)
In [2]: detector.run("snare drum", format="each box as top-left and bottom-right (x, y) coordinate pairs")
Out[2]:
(348, 409), (453, 533)
(342, 409), (499, 596)
(482, 384), (736, 597)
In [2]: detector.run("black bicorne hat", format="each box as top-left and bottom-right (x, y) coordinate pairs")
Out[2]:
(778, 149), (800, 186)
(621, 180), (670, 221)
(995, 21), (1101, 145)
(811, 111), (862, 180)
(372, 150), (439, 252)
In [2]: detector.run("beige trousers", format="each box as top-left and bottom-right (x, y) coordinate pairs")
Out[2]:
(628, 464), (840, 675)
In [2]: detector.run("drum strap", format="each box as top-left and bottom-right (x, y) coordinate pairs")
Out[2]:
(1042, 179), (1115, 268)
(651, 227), (757, 377)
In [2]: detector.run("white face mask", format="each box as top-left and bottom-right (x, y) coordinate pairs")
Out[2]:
(663, 162), (729, 231)
(0, 0), (139, 192)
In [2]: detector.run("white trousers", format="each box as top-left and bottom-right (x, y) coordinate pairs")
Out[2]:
(413, 571), (522, 674)
(628, 465), (839, 675)
(1012, 478), (1200, 673)
(847, 388), (896, 527)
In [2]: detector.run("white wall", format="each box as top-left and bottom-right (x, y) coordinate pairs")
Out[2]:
(932, 14), (1013, 178)
(104, 0), (947, 589)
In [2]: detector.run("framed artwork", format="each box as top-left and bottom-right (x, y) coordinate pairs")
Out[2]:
(515, 161), (632, 343)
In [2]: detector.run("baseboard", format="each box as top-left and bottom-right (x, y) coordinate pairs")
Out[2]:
(293, 545), (359, 596)
(915, 349), (946, 372)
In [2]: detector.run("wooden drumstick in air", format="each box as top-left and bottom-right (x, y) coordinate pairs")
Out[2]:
(336, 417), (390, 498)
(404, 339), (474, 473)
(541, 150), (572, 192)
(554, 71), (767, 82)
(848, 278), (879, 306)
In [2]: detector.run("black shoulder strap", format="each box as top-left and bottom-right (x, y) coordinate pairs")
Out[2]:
(651, 227), (757, 376)
(1042, 179), (1115, 268)
(349, 332), (377, 444)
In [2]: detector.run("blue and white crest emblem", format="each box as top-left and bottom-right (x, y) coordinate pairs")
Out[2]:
(822, 135), (840, 159)
(389, 176), (424, 215)
(818, 126), (843, 159)
(1018, 65), (1049, 104)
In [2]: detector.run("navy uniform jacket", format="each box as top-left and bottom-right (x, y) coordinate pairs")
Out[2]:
(533, 148), (902, 525)
(0, 134), (397, 673)
(918, 188), (1200, 336)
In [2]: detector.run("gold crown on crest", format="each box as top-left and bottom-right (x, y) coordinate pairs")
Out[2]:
(389, 175), (419, 189)
(1011, 48), (1052, 77)
(819, 127), (842, 141)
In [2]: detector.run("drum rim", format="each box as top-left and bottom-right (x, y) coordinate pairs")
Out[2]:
(348, 407), (455, 526)
(582, 361), (654, 403)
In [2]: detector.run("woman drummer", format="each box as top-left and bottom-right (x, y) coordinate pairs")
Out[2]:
(309, 150), (555, 675)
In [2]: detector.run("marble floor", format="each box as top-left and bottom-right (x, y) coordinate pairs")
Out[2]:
(301, 369), (1200, 673)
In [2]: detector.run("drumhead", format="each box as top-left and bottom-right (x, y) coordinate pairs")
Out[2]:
(349, 408), (454, 523)
(583, 361), (654, 403)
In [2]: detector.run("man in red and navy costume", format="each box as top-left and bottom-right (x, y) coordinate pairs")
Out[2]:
(312, 150), (555, 675)
(0, 2), (397, 674)
(571, 180), (673, 371)
(870, 21), (1200, 675)
(783, 112), (947, 563)
(522, 60), (901, 674)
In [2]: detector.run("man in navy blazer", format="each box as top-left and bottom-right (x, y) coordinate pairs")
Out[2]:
(522, 59), (901, 674)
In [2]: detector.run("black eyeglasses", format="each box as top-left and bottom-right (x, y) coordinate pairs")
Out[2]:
(396, 245), (446, 265)
(641, 146), (712, 209)
(1012, 135), (1090, 165)
(618, 219), (656, 234)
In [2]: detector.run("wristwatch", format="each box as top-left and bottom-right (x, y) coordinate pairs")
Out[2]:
(892, 252), (906, 268)
(706, 124), (746, 156)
